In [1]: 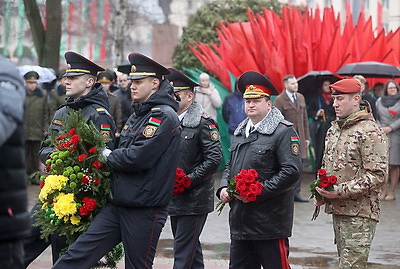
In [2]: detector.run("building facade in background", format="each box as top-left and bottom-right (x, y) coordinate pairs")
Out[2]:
(0, 0), (398, 68)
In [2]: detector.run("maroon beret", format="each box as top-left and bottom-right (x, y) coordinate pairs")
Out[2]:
(330, 79), (361, 95)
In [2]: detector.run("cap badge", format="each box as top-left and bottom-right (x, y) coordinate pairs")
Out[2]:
(131, 65), (137, 73)
(67, 64), (71, 70)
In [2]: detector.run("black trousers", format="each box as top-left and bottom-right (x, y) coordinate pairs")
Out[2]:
(229, 238), (290, 269)
(0, 240), (24, 269)
(24, 202), (68, 267)
(170, 214), (207, 269)
(53, 203), (168, 269)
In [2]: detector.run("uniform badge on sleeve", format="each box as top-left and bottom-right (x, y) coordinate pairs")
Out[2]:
(209, 124), (220, 141)
(52, 119), (63, 127)
(100, 124), (111, 137)
(291, 136), (300, 155)
(142, 125), (157, 138)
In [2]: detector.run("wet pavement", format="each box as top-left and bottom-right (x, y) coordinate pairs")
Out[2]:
(27, 172), (400, 268)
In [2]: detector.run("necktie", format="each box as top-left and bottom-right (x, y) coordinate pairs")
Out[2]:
(249, 126), (255, 133)
(292, 93), (297, 103)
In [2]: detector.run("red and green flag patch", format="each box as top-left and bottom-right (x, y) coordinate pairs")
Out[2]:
(100, 124), (111, 130)
(209, 124), (217, 129)
(291, 136), (299, 142)
(149, 117), (162, 126)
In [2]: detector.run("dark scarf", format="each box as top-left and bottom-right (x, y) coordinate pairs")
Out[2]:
(380, 93), (400, 108)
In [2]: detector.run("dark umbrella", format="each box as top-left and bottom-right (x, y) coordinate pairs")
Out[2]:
(336, 61), (400, 78)
(297, 70), (340, 100)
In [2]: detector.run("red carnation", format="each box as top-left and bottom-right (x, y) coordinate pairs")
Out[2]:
(68, 128), (75, 135)
(93, 178), (100, 185)
(388, 110), (397, 116)
(70, 134), (81, 145)
(79, 206), (90, 216)
(328, 176), (337, 185)
(317, 169), (327, 177)
(81, 175), (90, 184)
(78, 154), (88, 162)
(88, 147), (97, 153)
(93, 160), (104, 169)
(319, 179), (330, 188)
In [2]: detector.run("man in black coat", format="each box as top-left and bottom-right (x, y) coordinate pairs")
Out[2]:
(24, 51), (116, 267)
(0, 56), (30, 269)
(217, 71), (302, 269)
(53, 53), (181, 269)
(167, 68), (222, 269)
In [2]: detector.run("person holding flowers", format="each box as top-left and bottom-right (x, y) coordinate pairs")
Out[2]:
(314, 79), (388, 268)
(217, 71), (303, 269)
(166, 68), (222, 269)
(53, 53), (181, 269)
(24, 51), (116, 267)
(375, 80), (400, 201)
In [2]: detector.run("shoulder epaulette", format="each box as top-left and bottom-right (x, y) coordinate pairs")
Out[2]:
(280, 120), (293, 126)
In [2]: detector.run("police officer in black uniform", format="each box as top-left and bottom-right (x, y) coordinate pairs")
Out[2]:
(53, 53), (181, 269)
(167, 68), (222, 269)
(24, 51), (116, 267)
(217, 71), (303, 268)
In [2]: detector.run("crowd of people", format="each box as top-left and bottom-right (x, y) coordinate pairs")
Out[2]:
(0, 50), (398, 269)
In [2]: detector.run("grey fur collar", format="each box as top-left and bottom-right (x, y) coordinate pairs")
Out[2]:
(182, 101), (204, 128)
(234, 107), (287, 135)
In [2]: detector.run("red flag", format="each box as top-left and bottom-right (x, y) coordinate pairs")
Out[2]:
(377, 1), (383, 32)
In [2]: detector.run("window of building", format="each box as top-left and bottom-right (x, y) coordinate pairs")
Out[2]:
(382, 0), (389, 10)
(364, 0), (369, 11)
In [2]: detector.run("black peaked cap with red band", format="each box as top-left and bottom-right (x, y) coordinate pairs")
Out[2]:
(64, 51), (105, 77)
(166, 68), (200, 92)
(128, 53), (170, 80)
(237, 71), (279, 99)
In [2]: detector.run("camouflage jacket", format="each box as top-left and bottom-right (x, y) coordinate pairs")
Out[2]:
(322, 101), (388, 221)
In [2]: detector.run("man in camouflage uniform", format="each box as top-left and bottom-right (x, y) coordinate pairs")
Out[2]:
(315, 79), (388, 268)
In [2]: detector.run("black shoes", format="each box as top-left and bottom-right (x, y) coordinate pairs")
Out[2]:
(294, 194), (309, 203)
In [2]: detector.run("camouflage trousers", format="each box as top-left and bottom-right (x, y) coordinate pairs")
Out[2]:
(333, 215), (377, 269)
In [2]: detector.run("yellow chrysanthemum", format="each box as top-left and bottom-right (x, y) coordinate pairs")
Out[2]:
(39, 175), (69, 202)
(70, 215), (81, 225)
(41, 202), (48, 210)
(53, 193), (77, 218)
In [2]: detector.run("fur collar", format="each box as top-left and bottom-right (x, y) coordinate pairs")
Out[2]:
(182, 101), (204, 128)
(234, 107), (287, 135)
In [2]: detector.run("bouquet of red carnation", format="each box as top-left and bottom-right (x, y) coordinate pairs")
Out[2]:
(216, 169), (263, 216)
(388, 110), (398, 116)
(173, 168), (191, 195)
(309, 169), (338, 220)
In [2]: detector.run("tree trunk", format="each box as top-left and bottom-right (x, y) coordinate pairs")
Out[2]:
(43, 0), (61, 71)
(23, 0), (45, 61)
(111, 0), (127, 67)
(23, 0), (61, 71)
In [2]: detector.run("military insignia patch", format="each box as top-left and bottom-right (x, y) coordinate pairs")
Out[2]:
(291, 136), (299, 142)
(52, 119), (63, 126)
(210, 130), (220, 141)
(123, 124), (129, 130)
(101, 130), (110, 137)
(142, 125), (157, 138)
(100, 124), (111, 131)
(291, 143), (300, 155)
